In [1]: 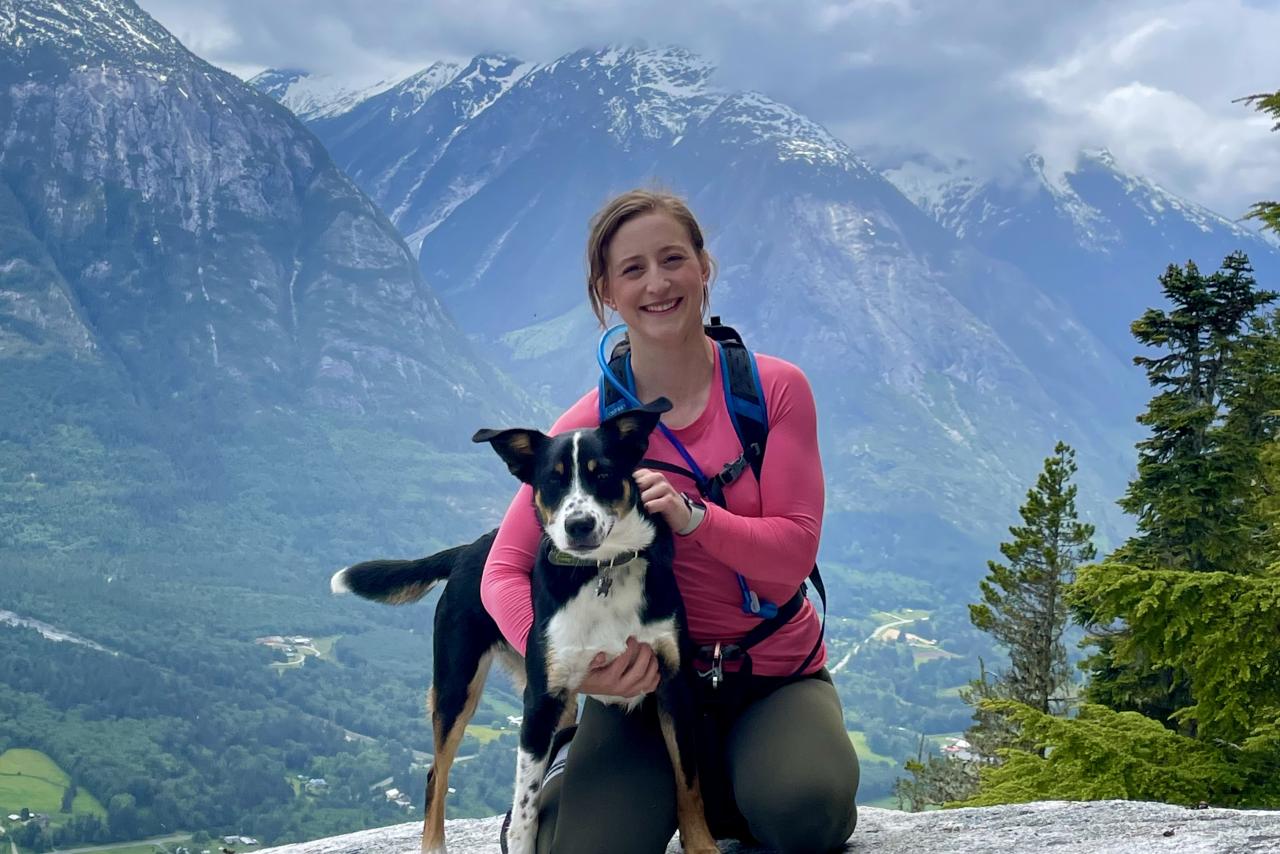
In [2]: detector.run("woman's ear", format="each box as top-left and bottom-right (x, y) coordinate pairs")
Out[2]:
(597, 277), (616, 310)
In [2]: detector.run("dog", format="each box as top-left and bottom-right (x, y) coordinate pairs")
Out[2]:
(330, 398), (717, 854)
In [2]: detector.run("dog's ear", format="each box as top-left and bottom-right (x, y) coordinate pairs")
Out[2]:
(472, 427), (547, 484)
(599, 397), (672, 464)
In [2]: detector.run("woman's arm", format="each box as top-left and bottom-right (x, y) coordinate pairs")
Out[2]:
(478, 392), (601, 654)
(478, 484), (541, 654)
(683, 358), (824, 589)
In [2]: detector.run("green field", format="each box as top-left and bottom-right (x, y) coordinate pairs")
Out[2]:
(0, 747), (106, 822)
(869, 608), (933, 625)
(897, 609), (932, 620)
(464, 724), (511, 745)
(310, 635), (338, 660)
(912, 646), (958, 666)
(847, 730), (896, 766)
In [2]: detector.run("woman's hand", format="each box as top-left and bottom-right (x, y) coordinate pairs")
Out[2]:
(578, 636), (661, 697)
(634, 468), (693, 532)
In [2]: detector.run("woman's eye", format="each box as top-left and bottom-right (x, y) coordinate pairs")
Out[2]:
(664, 254), (684, 264)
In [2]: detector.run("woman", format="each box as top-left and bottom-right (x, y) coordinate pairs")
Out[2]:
(480, 189), (859, 854)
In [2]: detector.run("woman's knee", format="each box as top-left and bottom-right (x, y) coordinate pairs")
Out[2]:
(736, 770), (858, 853)
(538, 699), (678, 854)
(726, 675), (860, 852)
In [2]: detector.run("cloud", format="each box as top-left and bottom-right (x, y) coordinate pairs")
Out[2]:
(135, 0), (1278, 219)
(1012, 1), (1280, 219)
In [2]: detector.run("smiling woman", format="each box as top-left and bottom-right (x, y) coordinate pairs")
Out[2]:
(479, 189), (859, 854)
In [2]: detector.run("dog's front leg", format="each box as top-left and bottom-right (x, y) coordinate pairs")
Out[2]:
(507, 688), (568, 854)
(655, 658), (719, 854)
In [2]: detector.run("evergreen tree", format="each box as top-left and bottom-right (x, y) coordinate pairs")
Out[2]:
(1219, 309), (1280, 560)
(958, 658), (1023, 761)
(1083, 254), (1277, 728)
(1238, 90), (1280, 235)
(970, 442), (1095, 717)
(907, 444), (1096, 810)
(893, 735), (979, 812)
(951, 93), (1280, 810)
(1115, 253), (1276, 575)
(954, 701), (1247, 807)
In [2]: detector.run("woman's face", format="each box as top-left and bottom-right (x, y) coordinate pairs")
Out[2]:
(600, 212), (708, 345)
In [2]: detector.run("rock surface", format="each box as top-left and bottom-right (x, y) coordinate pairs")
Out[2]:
(257, 800), (1280, 853)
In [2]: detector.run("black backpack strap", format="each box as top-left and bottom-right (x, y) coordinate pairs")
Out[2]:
(695, 564), (827, 684)
(795, 564), (827, 675)
(598, 338), (635, 422)
(709, 317), (769, 484)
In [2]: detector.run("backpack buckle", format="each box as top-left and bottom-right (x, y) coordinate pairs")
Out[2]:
(695, 642), (743, 690)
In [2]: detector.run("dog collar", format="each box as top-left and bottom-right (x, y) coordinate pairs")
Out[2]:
(546, 547), (642, 568)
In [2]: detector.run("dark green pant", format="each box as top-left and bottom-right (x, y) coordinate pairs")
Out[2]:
(535, 669), (859, 854)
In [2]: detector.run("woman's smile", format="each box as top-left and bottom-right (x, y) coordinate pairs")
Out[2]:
(641, 297), (682, 314)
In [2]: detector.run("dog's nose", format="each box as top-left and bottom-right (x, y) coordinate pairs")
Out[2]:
(565, 513), (595, 542)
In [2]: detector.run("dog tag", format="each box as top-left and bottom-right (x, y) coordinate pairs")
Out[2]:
(595, 573), (613, 597)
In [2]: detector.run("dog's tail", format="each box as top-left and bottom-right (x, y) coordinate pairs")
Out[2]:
(330, 551), (456, 605)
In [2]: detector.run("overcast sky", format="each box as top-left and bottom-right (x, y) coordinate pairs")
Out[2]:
(138, 0), (1279, 221)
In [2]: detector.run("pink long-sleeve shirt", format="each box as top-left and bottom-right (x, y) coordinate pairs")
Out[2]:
(479, 345), (827, 677)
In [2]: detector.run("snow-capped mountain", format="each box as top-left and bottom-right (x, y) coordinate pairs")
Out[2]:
(254, 47), (1148, 578)
(886, 150), (1280, 359)
(0, 0), (533, 434)
(246, 67), (404, 122)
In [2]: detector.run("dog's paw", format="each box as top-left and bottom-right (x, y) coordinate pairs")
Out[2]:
(329, 567), (351, 595)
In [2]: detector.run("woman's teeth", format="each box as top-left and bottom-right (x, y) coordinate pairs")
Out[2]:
(642, 298), (681, 313)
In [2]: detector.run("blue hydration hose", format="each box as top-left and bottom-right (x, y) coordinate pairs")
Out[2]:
(596, 324), (778, 620)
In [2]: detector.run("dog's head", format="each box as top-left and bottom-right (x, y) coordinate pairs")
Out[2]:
(473, 398), (671, 557)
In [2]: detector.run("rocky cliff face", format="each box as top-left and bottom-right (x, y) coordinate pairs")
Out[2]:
(0, 0), (534, 436)
(254, 800), (1280, 853)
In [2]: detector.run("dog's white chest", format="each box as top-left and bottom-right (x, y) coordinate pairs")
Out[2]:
(543, 559), (675, 705)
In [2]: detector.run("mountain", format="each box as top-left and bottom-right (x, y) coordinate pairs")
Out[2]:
(254, 47), (1148, 580)
(0, 0), (536, 438)
(0, 1), (554, 844)
(245, 68), (404, 122)
(884, 150), (1280, 360)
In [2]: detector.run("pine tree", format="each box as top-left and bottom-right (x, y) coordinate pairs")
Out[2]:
(1219, 309), (1280, 563)
(1237, 91), (1280, 235)
(1116, 253), (1276, 574)
(1083, 254), (1277, 727)
(969, 441), (1095, 717)
(959, 658), (1024, 760)
(951, 92), (1280, 809)
(893, 735), (980, 811)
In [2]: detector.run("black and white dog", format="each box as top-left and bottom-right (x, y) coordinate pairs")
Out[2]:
(330, 399), (716, 854)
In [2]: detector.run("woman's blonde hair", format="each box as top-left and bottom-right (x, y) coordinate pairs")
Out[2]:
(585, 189), (717, 327)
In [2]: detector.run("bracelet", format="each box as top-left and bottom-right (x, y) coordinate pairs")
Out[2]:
(677, 493), (706, 536)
